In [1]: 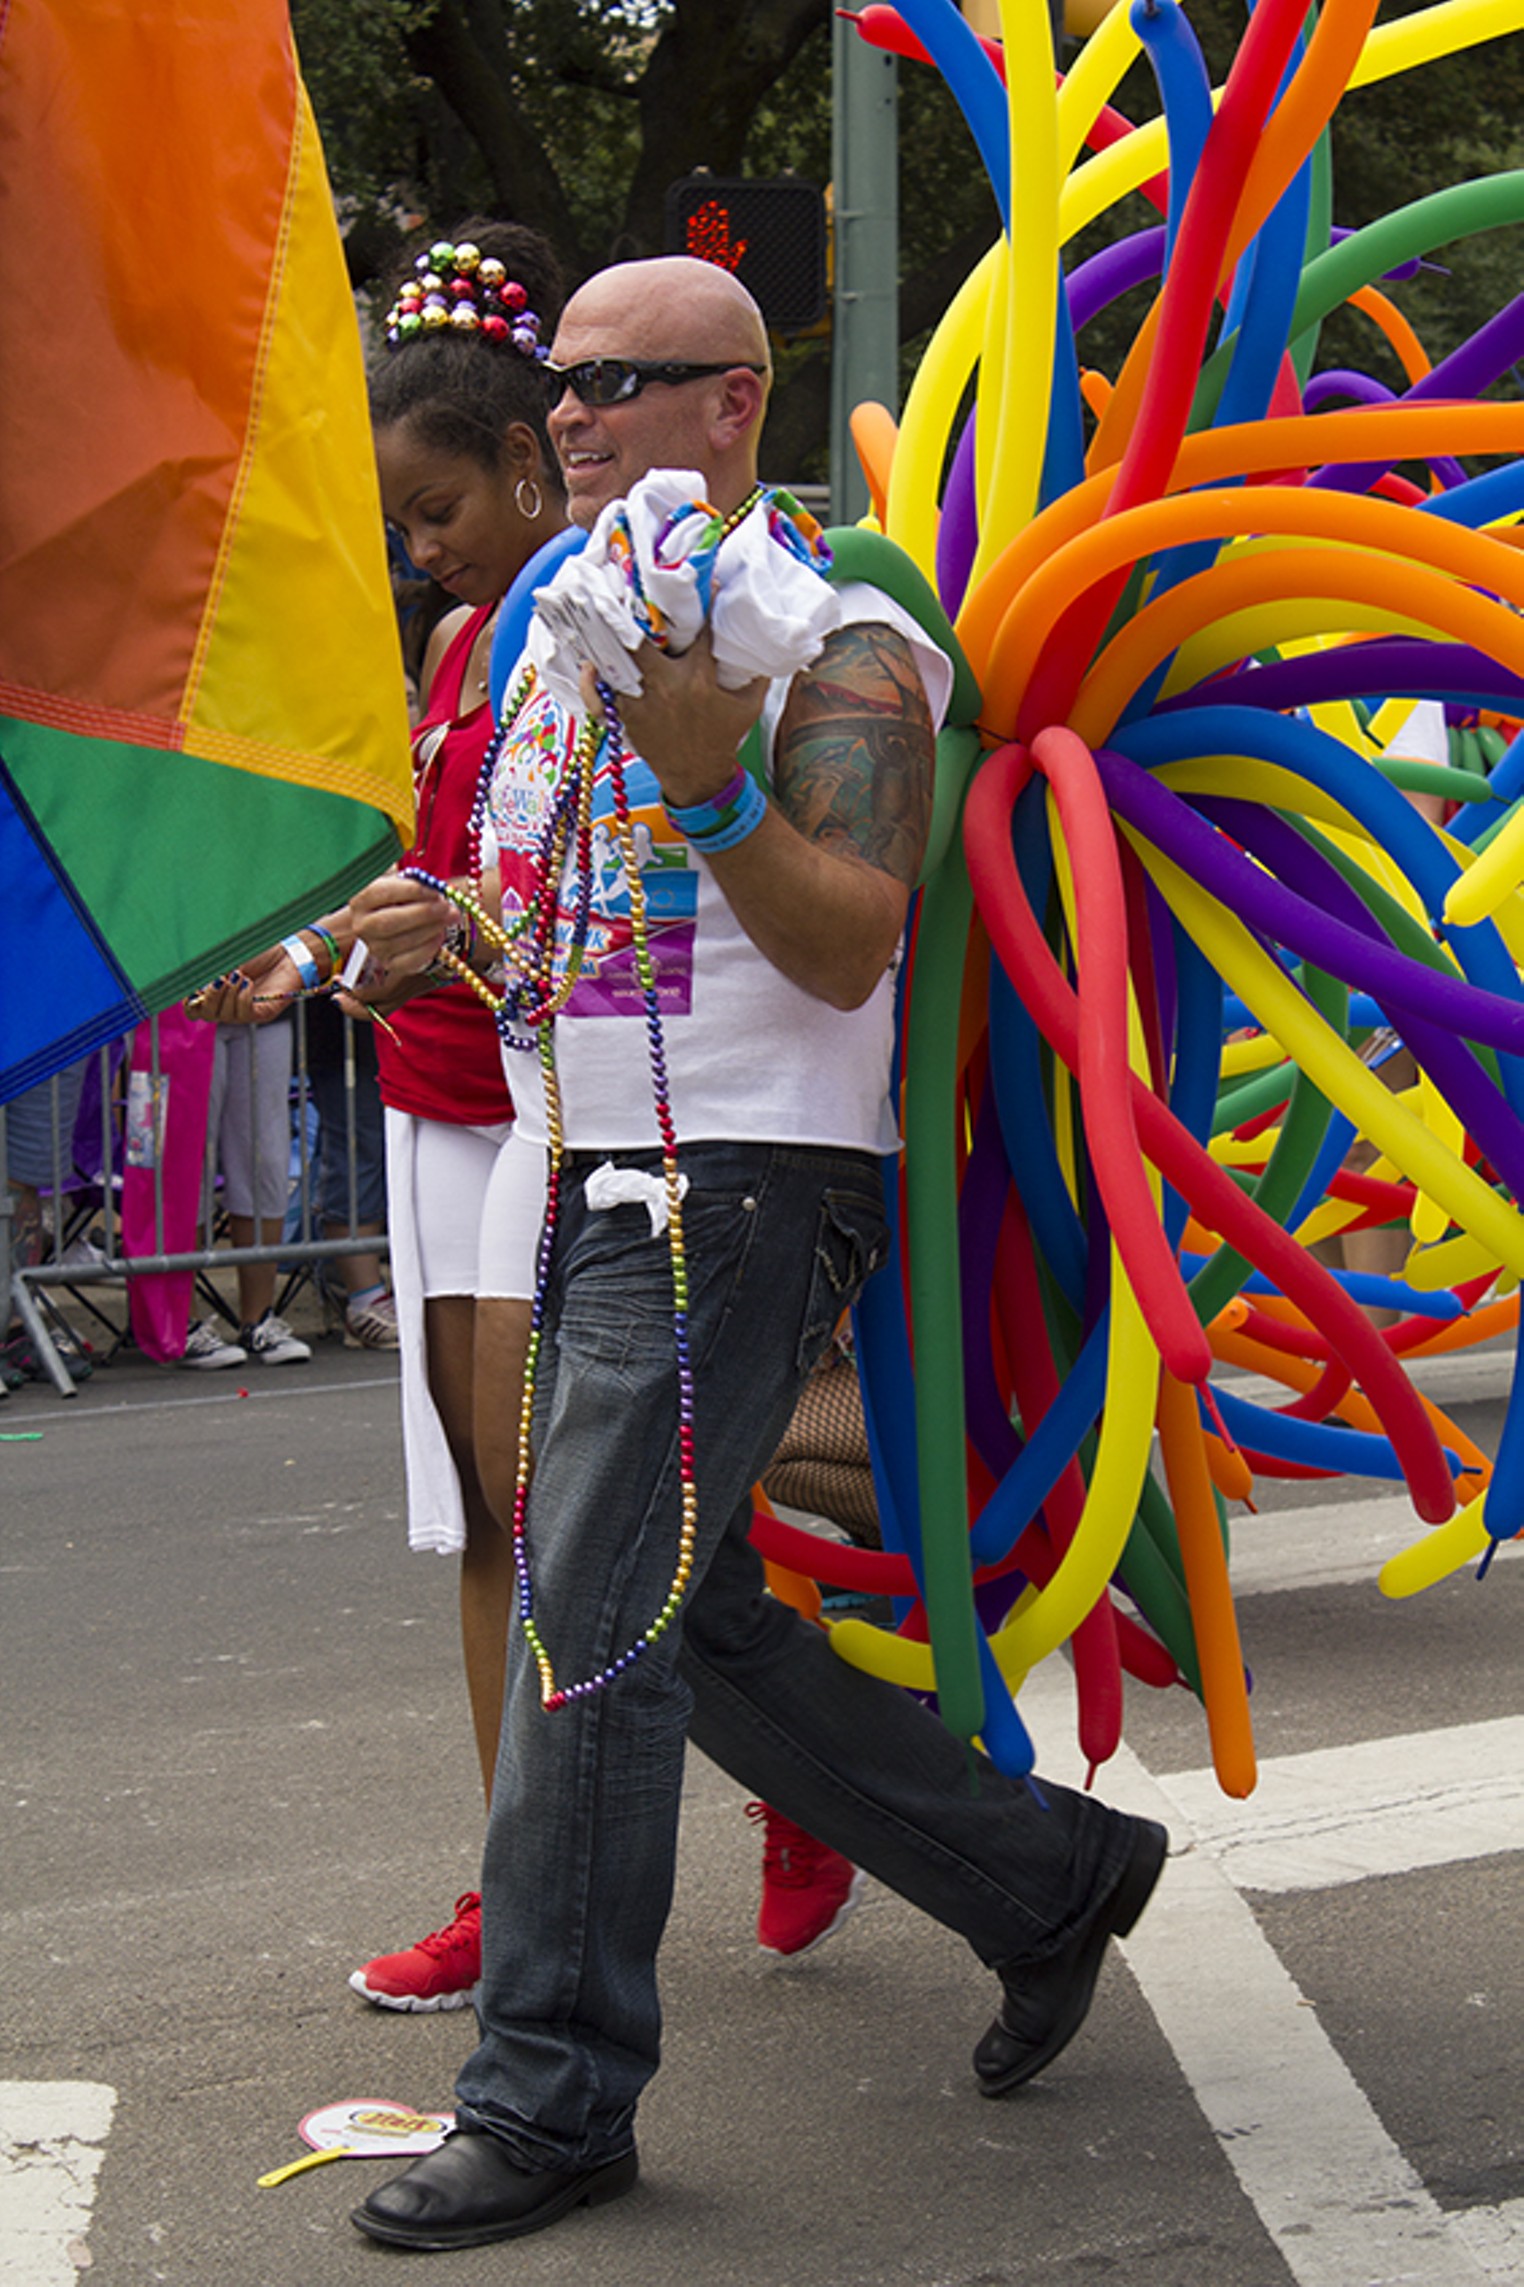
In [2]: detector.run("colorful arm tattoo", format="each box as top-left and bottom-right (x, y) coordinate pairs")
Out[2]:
(773, 623), (935, 887)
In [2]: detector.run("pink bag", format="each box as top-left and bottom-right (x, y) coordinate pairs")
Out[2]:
(122, 1010), (216, 1362)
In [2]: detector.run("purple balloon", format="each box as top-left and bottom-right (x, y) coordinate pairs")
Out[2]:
(936, 409), (980, 621)
(1068, 226), (1166, 335)
(1301, 370), (1468, 489)
(1313, 291), (1524, 494)
(1104, 742), (1524, 1192)
(1093, 747), (1524, 1054)
(1160, 639), (1524, 717)
(1197, 794), (1524, 1198)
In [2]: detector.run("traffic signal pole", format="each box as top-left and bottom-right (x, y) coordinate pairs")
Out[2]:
(829, 17), (898, 526)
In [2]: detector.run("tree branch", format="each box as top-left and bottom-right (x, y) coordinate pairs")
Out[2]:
(623, 0), (830, 253)
(404, 0), (588, 269)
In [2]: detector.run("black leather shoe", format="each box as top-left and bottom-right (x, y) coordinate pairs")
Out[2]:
(351, 2129), (638, 2250)
(973, 1816), (1168, 2098)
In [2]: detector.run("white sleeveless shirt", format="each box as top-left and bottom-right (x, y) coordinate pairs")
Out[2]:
(488, 582), (952, 1156)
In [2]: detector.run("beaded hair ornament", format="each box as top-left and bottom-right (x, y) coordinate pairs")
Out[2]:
(384, 238), (549, 358)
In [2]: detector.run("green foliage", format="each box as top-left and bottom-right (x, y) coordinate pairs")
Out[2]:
(292, 0), (1524, 474)
(291, 0), (436, 211)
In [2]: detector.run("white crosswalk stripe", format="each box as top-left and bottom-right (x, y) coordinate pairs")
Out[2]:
(1023, 1594), (1524, 2287)
(0, 2083), (116, 2286)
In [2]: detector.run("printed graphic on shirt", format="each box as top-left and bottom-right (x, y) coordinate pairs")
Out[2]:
(491, 679), (699, 1019)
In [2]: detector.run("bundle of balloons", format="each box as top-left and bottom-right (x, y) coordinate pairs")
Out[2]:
(749, 0), (1524, 1795)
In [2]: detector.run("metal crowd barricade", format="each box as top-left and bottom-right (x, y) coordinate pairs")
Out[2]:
(1, 1008), (389, 1399)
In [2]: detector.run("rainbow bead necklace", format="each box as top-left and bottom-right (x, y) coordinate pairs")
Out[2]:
(402, 672), (697, 1709)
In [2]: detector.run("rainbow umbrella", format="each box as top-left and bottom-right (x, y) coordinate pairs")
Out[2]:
(0, 0), (413, 1100)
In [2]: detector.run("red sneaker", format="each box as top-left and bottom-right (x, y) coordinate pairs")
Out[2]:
(348, 1892), (482, 2012)
(747, 1803), (865, 1959)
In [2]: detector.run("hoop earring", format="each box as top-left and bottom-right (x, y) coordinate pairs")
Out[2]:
(514, 475), (542, 522)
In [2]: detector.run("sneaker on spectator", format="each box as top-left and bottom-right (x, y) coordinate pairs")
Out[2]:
(180, 1319), (248, 1370)
(746, 1801), (865, 1959)
(349, 1892), (481, 2012)
(59, 1231), (110, 1271)
(242, 1311), (311, 1366)
(345, 1290), (400, 1351)
(2, 1326), (93, 1384)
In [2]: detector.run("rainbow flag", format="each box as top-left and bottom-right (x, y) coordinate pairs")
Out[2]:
(0, 0), (413, 1101)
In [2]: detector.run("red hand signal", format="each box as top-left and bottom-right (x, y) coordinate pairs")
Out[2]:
(685, 199), (748, 274)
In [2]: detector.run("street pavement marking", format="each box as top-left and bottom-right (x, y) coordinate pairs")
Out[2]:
(1226, 1491), (1522, 1599)
(1218, 1345), (1516, 1414)
(0, 2082), (116, 2286)
(1455, 2201), (1524, 2281)
(1023, 1663), (1523, 2287)
(1154, 1715), (1524, 1893)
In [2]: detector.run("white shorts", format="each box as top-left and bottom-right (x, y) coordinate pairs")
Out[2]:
(386, 1111), (543, 1304)
(385, 1110), (545, 1557)
(477, 1124), (547, 1300)
(409, 1117), (513, 1298)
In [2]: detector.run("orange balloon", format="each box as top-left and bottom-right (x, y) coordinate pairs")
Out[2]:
(1071, 543), (1524, 749)
(849, 401), (899, 528)
(956, 399), (1524, 685)
(1156, 1372), (1257, 1796)
(976, 478), (1524, 736)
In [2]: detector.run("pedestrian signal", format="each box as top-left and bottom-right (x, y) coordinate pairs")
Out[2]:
(663, 175), (828, 335)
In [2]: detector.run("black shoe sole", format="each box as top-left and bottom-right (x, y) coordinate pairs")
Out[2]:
(975, 1818), (1168, 2098)
(351, 2149), (637, 2250)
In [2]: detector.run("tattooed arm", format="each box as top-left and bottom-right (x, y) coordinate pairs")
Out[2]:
(616, 618), (934, 1008)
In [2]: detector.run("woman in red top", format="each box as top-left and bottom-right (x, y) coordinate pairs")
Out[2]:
(195, 220), (567, 2007)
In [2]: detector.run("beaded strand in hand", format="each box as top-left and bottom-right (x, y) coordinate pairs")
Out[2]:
(399, 675), (699, 1709)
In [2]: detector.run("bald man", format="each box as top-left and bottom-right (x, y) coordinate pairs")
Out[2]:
(351, 257), (1164, 2254)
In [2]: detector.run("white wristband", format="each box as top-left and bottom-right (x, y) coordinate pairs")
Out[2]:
(281, 933), (321, 991)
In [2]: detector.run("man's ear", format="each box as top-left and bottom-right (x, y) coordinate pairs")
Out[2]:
(711, 366), (769, 451)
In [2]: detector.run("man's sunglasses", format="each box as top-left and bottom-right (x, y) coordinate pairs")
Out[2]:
(545, 357), (766, 407)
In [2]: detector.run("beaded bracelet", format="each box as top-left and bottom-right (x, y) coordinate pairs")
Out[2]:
(664, 767), (769, 855)
(281, 933), (321, 991)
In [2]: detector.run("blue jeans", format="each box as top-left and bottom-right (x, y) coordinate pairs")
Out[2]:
(455, 1142), (1132, 2169)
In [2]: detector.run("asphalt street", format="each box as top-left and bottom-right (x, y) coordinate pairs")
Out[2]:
(2, 1326), (1521, 2286)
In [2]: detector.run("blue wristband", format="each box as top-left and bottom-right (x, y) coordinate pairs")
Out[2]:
(663, 765), (752, 836)
(665, 769), (768, 854)
(281, 933), (321, 991)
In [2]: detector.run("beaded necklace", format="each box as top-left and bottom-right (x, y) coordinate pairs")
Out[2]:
(402, 677), (695, 1709)
(402, 481), (779, 1709)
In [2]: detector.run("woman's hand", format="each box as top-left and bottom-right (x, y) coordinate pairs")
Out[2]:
(185, 944), (296, 1024)
(349, 871), (452, 982)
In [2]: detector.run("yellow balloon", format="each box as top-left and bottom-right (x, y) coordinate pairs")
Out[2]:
(1154, 757), (1367, 837)
(829, 1615), (937, 1692)
(886, 245), (998, 581)
(1120, 832), (1524, 1280)
(970, 0), (1063, 579)
(1379, 1490), (1491, 1596)
(1054, 0), (1140, 181)
(1442, 801), (1524, 926)
(1404, 1231), (1499, 1291)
